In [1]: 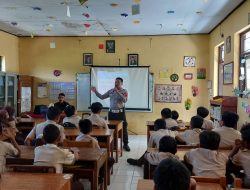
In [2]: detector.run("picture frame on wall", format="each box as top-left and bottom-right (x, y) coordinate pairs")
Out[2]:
(223, 62), (233, 84)
(83, 53), (93, 66)
(226, 36), (231, 54)
(183, 56), (196, 67)
(106, 40), (115, 53)
(184, 73), (193, 80)
(128, 54), (139, 66)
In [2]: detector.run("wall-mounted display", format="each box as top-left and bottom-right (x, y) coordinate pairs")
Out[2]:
(155, 84), (182, 103)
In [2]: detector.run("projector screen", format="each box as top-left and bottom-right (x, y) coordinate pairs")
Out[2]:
(91, 67), (149, 110)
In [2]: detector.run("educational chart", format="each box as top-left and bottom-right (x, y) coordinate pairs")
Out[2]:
(49, 82), (75, 100)
(154, 84), (182, 103)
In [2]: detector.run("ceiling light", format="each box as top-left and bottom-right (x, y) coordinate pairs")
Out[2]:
(196, 11), (203, 15)
(177, 24), (183, 27)
(112, 27), (118, 31)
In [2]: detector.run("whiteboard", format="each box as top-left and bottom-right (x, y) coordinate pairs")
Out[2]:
(76, 73), (154, 112)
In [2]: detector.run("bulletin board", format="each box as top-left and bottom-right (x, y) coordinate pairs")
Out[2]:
(154, 84), (182, 103)
(49, 82), (75, 100)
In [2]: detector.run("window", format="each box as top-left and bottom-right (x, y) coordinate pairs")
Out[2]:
(239, 29), (250, 91)
(0, 56), (5, 72)
(0, 56), (2, 71)
(218, 44), (224, 95)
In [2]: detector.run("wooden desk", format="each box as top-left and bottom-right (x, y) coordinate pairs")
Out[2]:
(107, 120), (123, 163)
(0, 173), (72, 190)
(16, 117), (35, 131)
(146, 121), (189, 143)
(6, 145), (108, 190)
(137, 179), (224, 190)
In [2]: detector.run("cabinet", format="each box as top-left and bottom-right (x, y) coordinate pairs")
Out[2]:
(0, 72), (17, 109)
(17, 75), (33, 115)
(210, 96), (237, 121)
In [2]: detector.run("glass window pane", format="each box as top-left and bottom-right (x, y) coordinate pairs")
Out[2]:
(244, 37), (250, 52)
(7, 76), (15, 107)
(0, 75), (5, 107)
(246, 58), (250, 90)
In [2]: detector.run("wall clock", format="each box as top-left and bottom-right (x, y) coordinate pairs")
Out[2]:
(183, 56), (196, 67)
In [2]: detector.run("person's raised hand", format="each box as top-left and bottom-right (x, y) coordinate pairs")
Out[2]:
(91, 86), (97, 93)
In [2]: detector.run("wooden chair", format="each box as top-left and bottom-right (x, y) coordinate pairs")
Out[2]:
(191, 176), (227, 190)
(63, 139), (93, 148)
(7, 164), (56, 173)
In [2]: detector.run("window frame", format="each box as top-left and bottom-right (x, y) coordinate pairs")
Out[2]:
(218, 44), (224, 95)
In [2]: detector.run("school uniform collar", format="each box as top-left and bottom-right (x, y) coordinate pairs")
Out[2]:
(45, 120), (57, 124)
(44, 143), (58, 148)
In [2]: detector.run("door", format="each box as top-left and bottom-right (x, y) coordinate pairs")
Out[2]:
(0, 72), (5, 107)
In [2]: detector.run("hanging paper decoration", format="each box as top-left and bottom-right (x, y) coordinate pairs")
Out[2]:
(53, 70), (62, 77)
(11, 22), (17, 26)
(99, 44), (104, 49)
(48, 16), (56, 19)
(79, 0), (88, 5)
(30, 32), (34, 38)
(185, 98), (192, 110)
(82, 13), (90, 18)
(121, 13), (128, 17)
(192, 86), (199, 97)
(132, 4), (140, 15)
(170, 73), (179, 82)
(84, 24), (91, 28)
(67, 6), (71, 17)
(110, 3), (119, 7)
(32, 7), (42, 11)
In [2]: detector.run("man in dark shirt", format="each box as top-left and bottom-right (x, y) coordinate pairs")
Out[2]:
(54, 93), (69, 112)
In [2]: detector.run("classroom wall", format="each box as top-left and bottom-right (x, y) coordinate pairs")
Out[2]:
(19, 35), (209, 134)
(0, 31), (19, 73)
(209, 0), (250, 128)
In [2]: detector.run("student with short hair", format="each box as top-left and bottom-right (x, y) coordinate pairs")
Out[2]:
(213, 111), (241, 147)
(148, 119), (178, 148)
(87, 102), (108, 129)
(228, 123), (250, 188)
(4, 106), (18, 132)
(176, 116), (203, 145)
(63, 105), (81, 128)
(161, 108), (178, 129)
(76, 119), (100, 149)
(154, 158), (195, 190)
(171, 110), (185, 129)
(54, 93), (69, 112)
(25, 106), (65, 145)
(34, 124), (77, 173)
(184, 131), (227, 177)
(197, 106), (214, 130)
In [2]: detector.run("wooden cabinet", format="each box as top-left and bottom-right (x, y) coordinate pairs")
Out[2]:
(210, 96), (237, 121)
(17, 75), (33, 115)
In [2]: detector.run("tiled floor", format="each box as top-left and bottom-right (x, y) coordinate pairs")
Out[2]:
(108, 135), (147, 190)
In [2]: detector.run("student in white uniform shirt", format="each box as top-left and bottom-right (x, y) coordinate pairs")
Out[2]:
(184, 131), (228, 177)
(161, 108), (178, 129)
(228, 123), (250, 188)
(34, 124), (78, 173)
(176, 116), (203, 145)
(213, 111), (241, 147)
(197, 106), (214, 130)
(76, 119), (100, 149)
(24, 106), (65, 146)
(63, 105), (81, 128)
(87, 102), (108, 129)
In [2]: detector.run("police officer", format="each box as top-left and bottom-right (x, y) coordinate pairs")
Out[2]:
(91, 77), (130, 151)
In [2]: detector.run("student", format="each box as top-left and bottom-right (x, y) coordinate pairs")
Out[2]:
(127, 136), (179, 177)
(34, 124), (77, 173)
(176, 116), (203, 145)
(0, 109), (17, 138)
(161, 108), (178, 129)
(184, 131), (227, 177)
(87, 102), (108, 129)
(197, 106), (214, 130)
(63, 105), (81, 128)
(148, 119), (178, 148)
(76, 119), (100, 149)
(228, 123), (250, 188)
(154, 158), (196, 190)
(25, 106), (65, 145)
(4, 106), (18, 132)
(54, 93), (69, 112)
(213, 111), (241, 147)
(172, 110), (185, 129)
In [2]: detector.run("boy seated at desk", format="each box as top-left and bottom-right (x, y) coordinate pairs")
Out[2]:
(213, 111), (241, 147)
(154, 158), (196, 190)
(197, 106), (214, 130)
(34, 124), (78, 173)
(87, 102), (108, 129)
(184, 131), (227, 177)
(161, 108), (178, 129)
(0, 110), (21, 173)
(148, 119), (178, 148)
(227, 123), (250, 188)
(175, 116), (203, 145)
(63, 105), (81, 128)
(24, 106), (65, 146)
(171, 110), (185, 130)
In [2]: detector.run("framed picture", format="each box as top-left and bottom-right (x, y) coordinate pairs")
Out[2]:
(197, 68), (206, 79)
(223, 62), (233, 84)
(128, 54), (139, 66)
(106, 40), (115, 53)
(248, 12), (250, 25)
(184, 73), (193, 80)
(83, 53), (93, 66)
(226, 36), (231, 54)
(155, 84), (182, 103)
(183, 56), (196, 67)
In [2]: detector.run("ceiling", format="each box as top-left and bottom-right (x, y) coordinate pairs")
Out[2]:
(0, 0), (245, 36)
